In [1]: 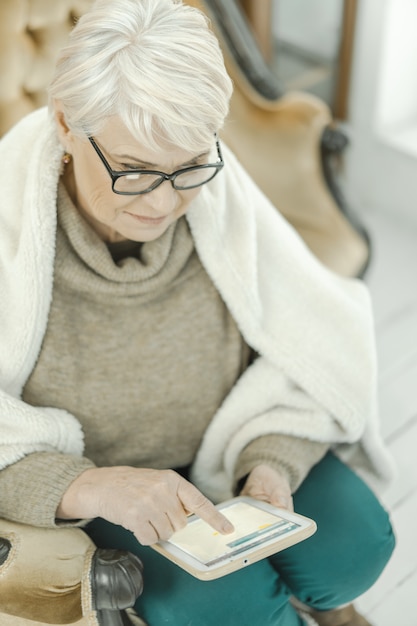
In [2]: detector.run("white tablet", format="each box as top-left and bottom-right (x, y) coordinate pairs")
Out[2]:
(151, 496), (317, 580)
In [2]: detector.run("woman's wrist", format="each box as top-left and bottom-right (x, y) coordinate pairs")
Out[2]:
(56, 467), (100, 520)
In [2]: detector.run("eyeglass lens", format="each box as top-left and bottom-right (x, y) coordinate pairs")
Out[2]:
(113, 166), (220, 194)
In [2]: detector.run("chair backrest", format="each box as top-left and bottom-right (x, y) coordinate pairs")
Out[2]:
(0, 0), (93, 137)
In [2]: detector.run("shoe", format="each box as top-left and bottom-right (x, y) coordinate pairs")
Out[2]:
(310, 604), (373, 626)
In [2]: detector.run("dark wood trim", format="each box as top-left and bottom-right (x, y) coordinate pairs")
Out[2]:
(334, 0), (358, 119)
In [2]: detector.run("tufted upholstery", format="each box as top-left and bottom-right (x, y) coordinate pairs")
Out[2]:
(0, 0), (94, 137)
(0, 0), (369, 276)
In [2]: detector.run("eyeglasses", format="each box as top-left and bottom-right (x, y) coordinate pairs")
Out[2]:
(88, 136), (224, 195)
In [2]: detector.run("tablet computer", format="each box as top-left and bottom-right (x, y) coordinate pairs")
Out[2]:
(151, 496), (317, 580)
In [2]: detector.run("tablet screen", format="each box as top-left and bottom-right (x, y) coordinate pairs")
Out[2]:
(167, 501), (300, 566)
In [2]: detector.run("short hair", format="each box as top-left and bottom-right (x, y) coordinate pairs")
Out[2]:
(48, 0), (233, 151)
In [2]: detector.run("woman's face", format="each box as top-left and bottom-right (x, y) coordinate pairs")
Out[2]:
(60, 116), (210, 243)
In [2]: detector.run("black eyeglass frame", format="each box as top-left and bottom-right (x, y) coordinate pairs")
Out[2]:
(87, 136), (224, 195)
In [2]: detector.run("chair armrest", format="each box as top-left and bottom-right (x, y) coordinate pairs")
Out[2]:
(0, 520), (143, 625)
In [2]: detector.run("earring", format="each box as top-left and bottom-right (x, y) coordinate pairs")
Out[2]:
(62, 152), (72, 165)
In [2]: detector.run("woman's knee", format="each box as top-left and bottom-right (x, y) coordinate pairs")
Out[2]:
(270, 453), (396, 610)
(290, 502), (395, 609)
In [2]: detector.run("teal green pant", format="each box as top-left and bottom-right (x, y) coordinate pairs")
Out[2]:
(86, 453), (395, 625)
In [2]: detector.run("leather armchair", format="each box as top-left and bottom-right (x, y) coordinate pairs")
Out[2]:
(0, 520), (144, 625)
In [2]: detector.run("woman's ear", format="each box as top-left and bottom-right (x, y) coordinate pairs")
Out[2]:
(52, 100), (74, 152)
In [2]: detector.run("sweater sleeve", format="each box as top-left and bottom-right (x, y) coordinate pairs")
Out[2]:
(234, 433), (329, 494)
(0, 452), (95, 527)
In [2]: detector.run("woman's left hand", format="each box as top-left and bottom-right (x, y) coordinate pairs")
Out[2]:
(239, 464), (294, 511)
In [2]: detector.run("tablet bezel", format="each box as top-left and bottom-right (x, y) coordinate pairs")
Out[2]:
(150, 496), (317, 580)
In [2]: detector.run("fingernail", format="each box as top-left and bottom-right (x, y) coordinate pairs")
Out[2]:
(222, 520), (234, 533)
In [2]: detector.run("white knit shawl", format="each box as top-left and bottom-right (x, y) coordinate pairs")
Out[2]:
(0, 109), (395, 502)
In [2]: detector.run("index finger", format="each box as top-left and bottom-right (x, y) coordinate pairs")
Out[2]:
(178, 481), (234, 534)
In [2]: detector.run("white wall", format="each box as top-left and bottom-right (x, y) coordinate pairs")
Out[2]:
(272, 0), (343, 61)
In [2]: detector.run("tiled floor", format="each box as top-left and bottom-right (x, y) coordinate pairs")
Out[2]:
(352, 209), (417, 626)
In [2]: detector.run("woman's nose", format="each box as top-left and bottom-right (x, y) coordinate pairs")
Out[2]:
(142, 180), (177, 215)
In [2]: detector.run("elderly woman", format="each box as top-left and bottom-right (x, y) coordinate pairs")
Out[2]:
(0, 1), (395, 625)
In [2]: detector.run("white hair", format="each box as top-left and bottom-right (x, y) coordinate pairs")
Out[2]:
(48, 0), (233, 151)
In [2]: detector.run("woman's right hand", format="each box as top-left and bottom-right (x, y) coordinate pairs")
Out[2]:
(57, 466), (234, 545)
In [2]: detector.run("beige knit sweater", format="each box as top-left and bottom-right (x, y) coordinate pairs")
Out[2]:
(0, 183), (327, 527)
